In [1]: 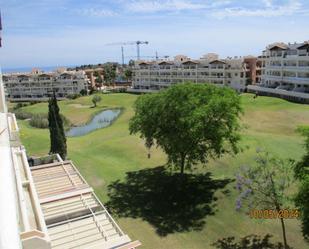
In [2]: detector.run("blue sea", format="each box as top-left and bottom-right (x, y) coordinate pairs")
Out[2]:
(2, 65), (76, 73)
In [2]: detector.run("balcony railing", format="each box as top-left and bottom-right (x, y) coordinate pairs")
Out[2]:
(284, 77), (309, 84)
(247, 85), (309, 99)
(268, 51), (309, 58)
(7, 113), (19, 142)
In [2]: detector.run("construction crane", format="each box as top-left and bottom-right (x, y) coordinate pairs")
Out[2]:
(126, 54), (170, 61)
(106, 41), (149, 65)
(124, 50), (169, 61)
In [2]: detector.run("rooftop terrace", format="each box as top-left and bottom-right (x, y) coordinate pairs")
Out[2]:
(30, 160), (137, 249)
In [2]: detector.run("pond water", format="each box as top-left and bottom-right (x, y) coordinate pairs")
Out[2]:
(66, 109), (121, 137)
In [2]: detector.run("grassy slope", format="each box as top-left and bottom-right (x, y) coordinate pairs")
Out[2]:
(17, 93), (309, 249)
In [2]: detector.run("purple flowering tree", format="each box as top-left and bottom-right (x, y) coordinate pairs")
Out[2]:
(235, 150), (293, 249)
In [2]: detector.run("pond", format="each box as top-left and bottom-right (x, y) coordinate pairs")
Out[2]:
(66, 109), (121, 137)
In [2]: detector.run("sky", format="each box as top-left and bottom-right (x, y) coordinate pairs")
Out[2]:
(0, 0), (309, 69)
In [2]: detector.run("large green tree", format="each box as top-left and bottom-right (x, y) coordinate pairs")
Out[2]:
(48, 92), (67, 160)
(129, 83), (242, 174)
(295, 127), (309, 242)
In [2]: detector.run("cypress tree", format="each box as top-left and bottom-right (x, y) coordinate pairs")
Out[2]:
(48, 92), (67, 160)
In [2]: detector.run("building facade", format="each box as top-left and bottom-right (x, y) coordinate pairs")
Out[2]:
(3, 69), (89, 101)
(131, 54), (258, 92)
(84, 68), (104, 89)
(247, 41), (309, 103)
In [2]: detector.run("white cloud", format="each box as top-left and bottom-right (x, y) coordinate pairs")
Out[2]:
(124, 0), (233, 13)
(76, 8), (117, 17)
(125, 0), (206, 13)
(213, 0), (302, 18)
(209, 1), (231, 8)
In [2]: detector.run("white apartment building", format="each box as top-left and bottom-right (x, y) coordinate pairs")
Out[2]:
(0, 73), (140, 248)
(3, 69), (89, 101)
(247, 41), (309, 103)
(131, 54), (258, 92)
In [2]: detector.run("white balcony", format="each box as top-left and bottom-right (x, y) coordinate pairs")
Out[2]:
(11, 147), (51, 249)
(298, 51), (309, 57)
(262, 75), (282, 80)
(297, 66), (309, 70)
(7, 113), (19, 142)
(268, 65), (282, 69)
(284, 77), (309, 84)
(282, 66), (299, 71)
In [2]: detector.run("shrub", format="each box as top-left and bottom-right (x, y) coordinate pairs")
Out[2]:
(111, 88), (126, 93)
(30, 101), (39, 105)
(29, 113), (70, 129)
(67, 93), (81, 99)
(15, 110), (71, 129)
(29, 114), (49, 129)
(89, 89), (98, 95)
(13, 102), (29, 110)
(14, 111), (33, 120)
(80, 89), (87, 96)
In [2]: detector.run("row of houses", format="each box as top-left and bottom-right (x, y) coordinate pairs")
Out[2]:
(2, 41), (309, 103)
(131, 41), (309, 103)
(2, 68), (89, 101)
(3, 66), (131, 102)
(132, 54), (260, 92)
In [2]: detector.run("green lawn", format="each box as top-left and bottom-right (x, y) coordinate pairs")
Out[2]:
(16, 93), (309, 249)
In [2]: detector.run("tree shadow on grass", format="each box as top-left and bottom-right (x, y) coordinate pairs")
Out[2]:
(106, 166), (232, 236)
(212, 234), (294, 249)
